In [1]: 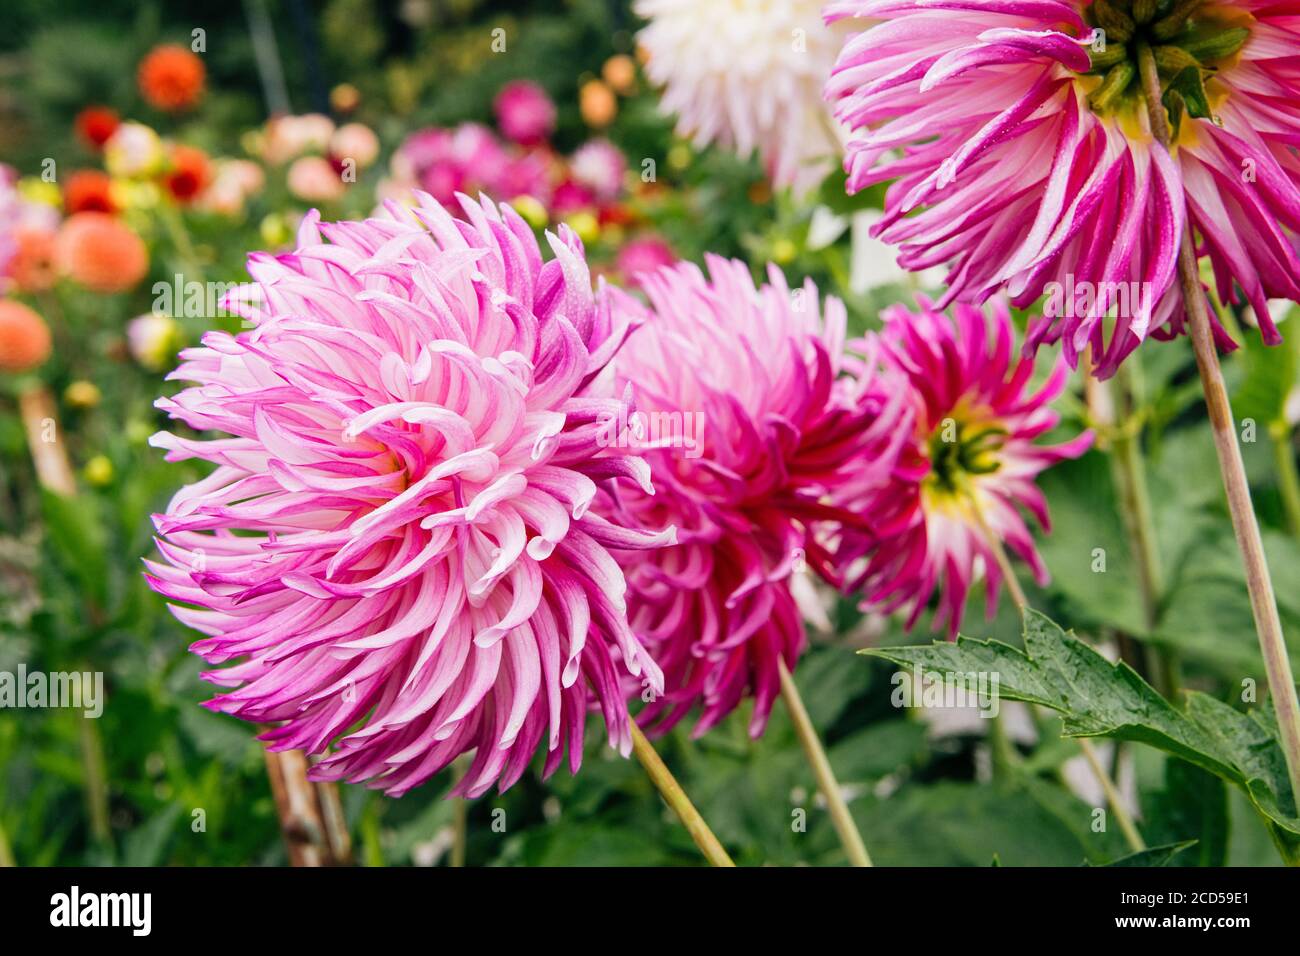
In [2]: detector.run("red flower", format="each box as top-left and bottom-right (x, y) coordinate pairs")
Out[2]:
(162, 145), (213, 204)
(75, 106), (120, 150)
(64, 170), (118, 215)
(138, 44), (206, 112)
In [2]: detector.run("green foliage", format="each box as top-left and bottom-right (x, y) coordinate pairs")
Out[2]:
(865, 610), (1300, 850)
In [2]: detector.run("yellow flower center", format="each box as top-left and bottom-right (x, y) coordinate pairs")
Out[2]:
(922, 411), (1006, 513)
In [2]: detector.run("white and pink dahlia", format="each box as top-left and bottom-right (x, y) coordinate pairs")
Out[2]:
(600, 256), (910, 736)
(145, 193), (669, 798)
(825, 0), (1300, 377)
(636, 0), (848, 193)
(838, 300), (1093, 636)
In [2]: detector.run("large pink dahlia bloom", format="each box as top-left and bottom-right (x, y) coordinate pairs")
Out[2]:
(600, 256), (910, 736)
(825, 0), (1300, 377)
(145, 193), (669, 797)
(838, 299), (1093, 636)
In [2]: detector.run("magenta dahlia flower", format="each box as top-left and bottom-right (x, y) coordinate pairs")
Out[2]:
(837, 299), (1093, 636)
(825, 0), (1300, 377)
(384, 124), (552, 213)
(600, 256), (910, 736)
(144, 193), (669, 797)
(494, 80), (558, 147)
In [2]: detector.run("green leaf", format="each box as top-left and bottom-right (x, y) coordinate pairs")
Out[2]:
(816, 167), (887, 217)
(1091, 840), (1196, 866)
(40, 489), (109, 611)
(1143, 759), (1228, 866)
(122, 803), (181, 867)
(862, 609), (1300, 838)
(1231, 320), (1298, 426)
(852, 780), (1117, 865)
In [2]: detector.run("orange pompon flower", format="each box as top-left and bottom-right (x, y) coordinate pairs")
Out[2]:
(138, 44), (206, 112)
(75, 106), (121, 150)
(0, 300), (52, 372)
(64, 170), (119, 215)
(6, 226), (58, 293)
(55, 212), (148, 293)
(163, 145), (213, 204)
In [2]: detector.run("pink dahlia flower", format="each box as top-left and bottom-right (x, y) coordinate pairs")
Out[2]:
(145, 193), (669, 797)
(601, 256), (910, 736)
(825, 0), (1300, 377)
(615, 235), (678, 287)
(494, 80), (558, 147)
(570, 139), (628, 202)
(388, 125), (553, 212)
(837, 299), (1093, 636)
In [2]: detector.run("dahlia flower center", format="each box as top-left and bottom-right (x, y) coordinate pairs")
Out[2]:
(924, 415), (1007, 501)
(1079, 0), (1251, 134)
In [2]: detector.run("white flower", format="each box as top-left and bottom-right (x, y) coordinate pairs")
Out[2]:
(635, 0), (846, 193)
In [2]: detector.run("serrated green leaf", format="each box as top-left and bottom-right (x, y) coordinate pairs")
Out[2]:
(1090, 840), (1196, 866)
(863, 609), (1300, 838)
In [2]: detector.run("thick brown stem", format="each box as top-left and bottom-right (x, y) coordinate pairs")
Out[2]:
(263, 748), (352, 866)
(1137, 43), (1300, 807)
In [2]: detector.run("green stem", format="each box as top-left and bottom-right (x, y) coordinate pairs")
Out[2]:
(1138, 41), (1300, 818)
(628, 718), (735, 867)
(974, 505), (1146, 853)
(988, 709), (1019, 779)
(778, 658), (873, 866)
(450, 757), (468, 868)
(1105, 361), (1181, 695)
(360, 797), (385, 867)
(158, 202), (206, 289)
(1078, 738), (1145, 853)
(79, 712), (111, 848)
(0, 814), (14, 867)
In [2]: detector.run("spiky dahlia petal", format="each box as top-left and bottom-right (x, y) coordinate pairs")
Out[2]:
(147, 192), (666, 798)
(825, 0), (1300, 377)
(838, 298), (1092, 637)
(601, 255), (910, 736)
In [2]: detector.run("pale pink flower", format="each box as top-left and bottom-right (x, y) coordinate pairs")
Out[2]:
(262, 113), (336, 165)
(330, 122), (381, 170)
(145, 193), (668, 797)
(287, 156), (346, 203)
(825, 0), (1300, 377)
(570, 139), (627, 202)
